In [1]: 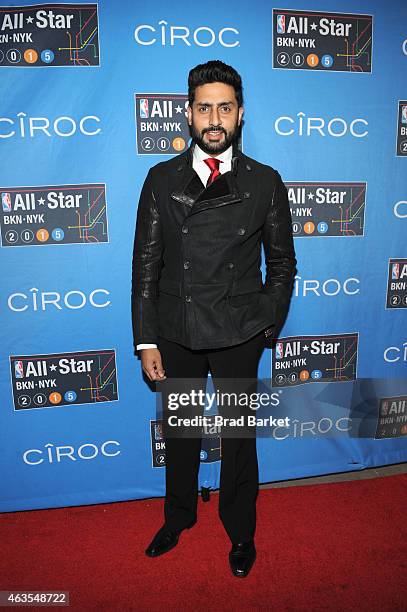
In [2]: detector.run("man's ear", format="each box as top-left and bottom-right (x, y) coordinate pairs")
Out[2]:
(238, 106), (244, 126)
(187, 104), (192, 126)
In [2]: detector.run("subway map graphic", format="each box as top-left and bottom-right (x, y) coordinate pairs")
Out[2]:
(286, 182), (366, 237)
(0, 184), (108, 247)
(0, 4), (99, 67)
(10, 349), (118, 410)
(272, 333), (358, 387)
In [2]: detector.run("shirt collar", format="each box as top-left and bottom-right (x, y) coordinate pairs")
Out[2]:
(193, 143), (233, 165)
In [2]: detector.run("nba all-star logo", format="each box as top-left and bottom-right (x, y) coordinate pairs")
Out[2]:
(386, 259), (407, 308)
(0, 3), (100, 67)
(150, 419), (220, 467)
(287, 182), (366, 237)
(0, 184), (108, 247)
(375, 395), (407, 439)
(134, 94), (190, 155)
(272, 333), (358, 387)
(273, 9), (373, 72)
(10, 349), (119, 410)
(396, 101), (407, 156)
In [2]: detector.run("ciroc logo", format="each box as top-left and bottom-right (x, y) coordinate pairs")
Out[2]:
(8, 288), (111, 311)
(23, 440), (121, 465)
(134, 20), (239, 47)
(275, 112), (368, 137)
(0, 112), (101, 139)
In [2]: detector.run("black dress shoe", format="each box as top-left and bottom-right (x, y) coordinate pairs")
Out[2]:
(145, 526), (180, 557)
(229, 540), (256, 577)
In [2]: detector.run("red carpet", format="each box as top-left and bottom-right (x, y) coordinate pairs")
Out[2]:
(1, 474), (406, 611)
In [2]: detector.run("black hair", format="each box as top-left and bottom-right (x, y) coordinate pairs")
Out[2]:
(188, 60), (243, 107)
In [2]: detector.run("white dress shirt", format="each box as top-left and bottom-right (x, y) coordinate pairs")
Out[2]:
(136, 144), (233, 351)
(191, 142), (233, 185)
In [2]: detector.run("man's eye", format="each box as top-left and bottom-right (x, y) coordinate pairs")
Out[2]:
(221, 106), (231, 112)
(199, 106), (208, 112)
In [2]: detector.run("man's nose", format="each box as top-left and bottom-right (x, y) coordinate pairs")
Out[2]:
(209, 106), (221, 126)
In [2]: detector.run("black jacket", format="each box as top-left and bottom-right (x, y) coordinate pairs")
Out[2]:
(131, 144), (297, 352)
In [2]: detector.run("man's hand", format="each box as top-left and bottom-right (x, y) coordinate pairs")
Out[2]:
(140, 348), (166, 382)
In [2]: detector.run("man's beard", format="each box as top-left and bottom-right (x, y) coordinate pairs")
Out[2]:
(190, 121), (240, 155)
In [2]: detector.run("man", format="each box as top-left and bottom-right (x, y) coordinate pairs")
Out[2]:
(131, 60), (296, 577)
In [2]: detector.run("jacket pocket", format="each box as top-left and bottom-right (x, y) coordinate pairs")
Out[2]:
(189, 282), (234, 341)
(228, 276), (262, 307)
(227, 278), (276, 336)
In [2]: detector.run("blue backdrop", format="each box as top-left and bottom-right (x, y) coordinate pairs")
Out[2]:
(1, 0), (406, 512)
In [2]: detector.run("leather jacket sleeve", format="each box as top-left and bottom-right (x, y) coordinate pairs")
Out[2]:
(261, 170), (297, 337)
(131, 169), (163, 353)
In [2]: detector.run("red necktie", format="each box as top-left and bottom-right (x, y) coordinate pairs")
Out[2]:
(204, 157), (222, 186)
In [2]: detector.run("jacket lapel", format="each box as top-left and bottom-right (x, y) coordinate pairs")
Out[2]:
(170, 166), (205, 207)
(188, 171), (242, 216)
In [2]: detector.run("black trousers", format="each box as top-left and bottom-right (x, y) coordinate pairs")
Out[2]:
(157, 331), (266, 544)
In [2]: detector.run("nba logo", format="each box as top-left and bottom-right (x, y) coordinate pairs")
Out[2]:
(277, 15), (285, 33)
(275, 342), (284, 359)
(1, 192), (11, 212)
(15, 360), (24, 378)
(382, 401), (388, 416)
(392, 263), (400, 279)
(140, 98), (149, 118)
(154, 423), (163, 440)
(401, 105), (407, 124)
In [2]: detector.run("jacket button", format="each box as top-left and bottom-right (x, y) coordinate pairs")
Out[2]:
(177, 165), (183, 172)
(246, 164), (252, 171)
(185, 295), (192, 302)
(183, 261), (190, 269)
(181, 225), (189, 234)
(227, 262), (234, 269)
(237, 228), (246, 235)
(243, 192), (250, 198)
